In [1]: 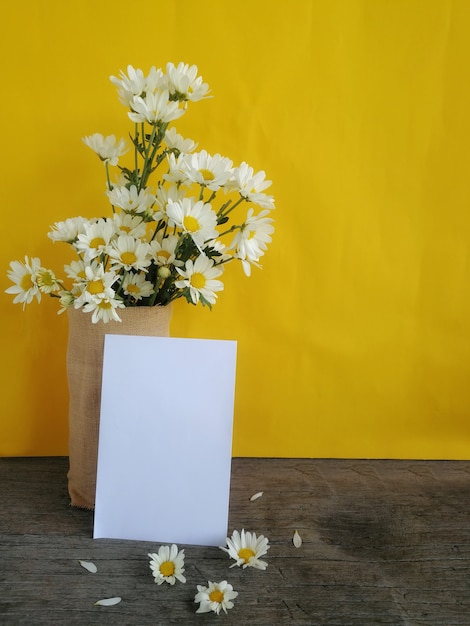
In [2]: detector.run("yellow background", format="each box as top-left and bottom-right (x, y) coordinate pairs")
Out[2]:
(2, 0), (470, 459)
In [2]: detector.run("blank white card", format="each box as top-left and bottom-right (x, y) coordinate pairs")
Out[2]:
(93, 334), (237, 546)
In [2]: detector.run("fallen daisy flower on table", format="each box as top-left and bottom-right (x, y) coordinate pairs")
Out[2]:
(148, 544), (186, 585)
(194, 580), (238, 615)
(220, 529), (270, 569)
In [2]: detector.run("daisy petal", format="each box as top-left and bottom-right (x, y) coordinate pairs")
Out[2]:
(79, 560), (97, 573)
(94, 597), (122, 606)
(250, 491), (264, 501)
(293, 529), (302, 548)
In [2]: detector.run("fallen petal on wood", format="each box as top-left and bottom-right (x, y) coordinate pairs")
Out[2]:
(94, 597), (122, 606)
(250, 491), (264, 501)
(78, 560), (97, 573)
(293, 530), (302, 548)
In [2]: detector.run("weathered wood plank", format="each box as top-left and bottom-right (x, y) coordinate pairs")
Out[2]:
(1, 457), (470, 624)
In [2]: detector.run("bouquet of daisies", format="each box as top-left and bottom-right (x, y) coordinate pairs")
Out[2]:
(6, 62), (275, 323)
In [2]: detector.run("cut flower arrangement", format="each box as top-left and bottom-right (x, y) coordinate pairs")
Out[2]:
(6, 62), (275, 323)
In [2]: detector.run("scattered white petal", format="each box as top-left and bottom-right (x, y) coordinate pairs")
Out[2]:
(79, 560), (97, 573)
(293, 530), (302, 548)
(250, 491), (264, 501)
(94, 597), (122, 606)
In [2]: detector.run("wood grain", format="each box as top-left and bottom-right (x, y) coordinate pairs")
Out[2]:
(1, 457), (470, 624)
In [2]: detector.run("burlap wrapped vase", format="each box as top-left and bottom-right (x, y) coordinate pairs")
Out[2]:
(66, 305), (172, 509)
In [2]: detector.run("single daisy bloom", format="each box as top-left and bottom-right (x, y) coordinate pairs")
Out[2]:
(163, 153), (192, 187)
(108, 234), (152, 271)
(128, 89), (185, 125)
(36, 267), (61, 294)
(111, 213), (147, 239)
(110, 64), (161, 107)
(166, 198), (218, 248)
(48, 216), (90, 243)
(107, 184), (155, 216)
(228, 162), (275, 209)
(154, 182), (187, 218)
(164, 127), (198, 154)
(182, 150), (233, 191)
(231, 209), (275, 276)
(175, 254), (223, 305)
(75, 219), (115, 262)
(148, 545), (186, 586)
(64, 259), (87, 282)
(5, 256), (41, 308)
(194, 580), (238, 615)
(82, 134), (128, 166)
(82, 295), (125, 324)
(164, 62), (210, 102)
(122, 272), (154, 300)
(149, 234), (183, 269)
(73, 262), (117, 308)
(220, 529), (270, 570)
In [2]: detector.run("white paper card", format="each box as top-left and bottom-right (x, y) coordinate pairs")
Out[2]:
(93, 334), (237, 546)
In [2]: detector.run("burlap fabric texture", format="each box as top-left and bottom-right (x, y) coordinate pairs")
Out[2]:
(66, 305), (172, 509)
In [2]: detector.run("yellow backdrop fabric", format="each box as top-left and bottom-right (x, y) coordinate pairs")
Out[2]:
(2, 0), (470, 459)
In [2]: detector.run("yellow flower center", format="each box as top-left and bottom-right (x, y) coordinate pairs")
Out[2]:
(183, 215), (200, 232)
(120, 225), (131, 233)
(158, 249), (171, 261)
(159, 561), (175, 577)
(90, 236), (105, 249)
(238, 547), (255, 563)
(78, 270), (86, 279)
(98, 300), (112, 310)
(121, 251), (137, 265)
(190, 272), (206, 289)
(88, 279), (104, 294)
(199, 168), (215, 182)
(126, 284), (139, 294)
(38, 270), (54, 287)
(209, 589), (224, 603)
(20, 273), (34, 290)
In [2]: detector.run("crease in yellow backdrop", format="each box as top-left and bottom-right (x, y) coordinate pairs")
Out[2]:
(1, 0), (470, 459)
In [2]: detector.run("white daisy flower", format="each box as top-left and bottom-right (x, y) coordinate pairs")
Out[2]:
(164, 127), (198, 154)
(175, 254), (224, 305)
(182, 150), (233, 191)
(75, 219), (115, 262)
(167, 198), (218, 248)
(57, 290), (75, 315)
(122, 272), (154, 300)
(148, 545), (186, 586)
(164, 62), (210, 102)
(73, 262), (117, 308)
(48, 216), (90, 243)
(154, 182), (187, 218)
(149, 234), (183, 268)
(5, 256), (41, 308)
(82, 296), (125, 324)
(111, 213), (147, 239)
(194, 580), (238, 615)
(108, 234), (152, 271)
(128, 90), (185, 125)
(220, 529), (270, 570)
(230, 209), (275, 276)
(107, 185), (155, 216)
(36, 267), (61, 294)
(228, 162), (275, 209)
(64, 259), (87, 282)
(82, 134), (128, 166)
(163, 153), (192, 186)
(110, 64), (162, 107)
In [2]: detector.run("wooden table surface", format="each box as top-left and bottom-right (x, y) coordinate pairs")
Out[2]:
(1, 457), (470, 625)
